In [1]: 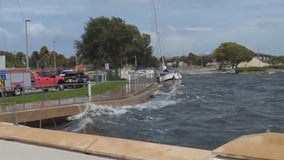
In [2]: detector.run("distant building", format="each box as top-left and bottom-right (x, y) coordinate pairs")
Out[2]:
(206, 62), (218, 68)
(238, 57), (269, 68)
(0, 56), (5, 69)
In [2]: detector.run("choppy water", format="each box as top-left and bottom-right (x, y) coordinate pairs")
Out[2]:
(60, 72), (284, 150)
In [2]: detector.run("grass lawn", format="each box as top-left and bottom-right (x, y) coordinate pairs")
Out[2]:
(1, 81), (123, 104)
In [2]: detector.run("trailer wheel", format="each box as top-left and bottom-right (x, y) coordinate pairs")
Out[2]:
(42, 88), (49, 92)
(57, 83), (64, 91)
(13, 87), (22, 96)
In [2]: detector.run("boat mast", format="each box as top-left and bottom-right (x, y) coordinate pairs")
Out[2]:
(152, 0), (166, 69)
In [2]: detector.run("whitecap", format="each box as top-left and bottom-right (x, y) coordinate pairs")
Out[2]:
(67, 83), (183, 121)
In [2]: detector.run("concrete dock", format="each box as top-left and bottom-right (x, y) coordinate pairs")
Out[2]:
(212, 132), (284, 160)
(0, 123), (283, 160)
(0, 124), (212, 160)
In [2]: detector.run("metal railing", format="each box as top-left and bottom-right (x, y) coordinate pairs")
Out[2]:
(0, 72), (157, 113)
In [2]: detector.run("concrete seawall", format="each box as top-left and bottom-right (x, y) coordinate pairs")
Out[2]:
(0, 84), (159, 124)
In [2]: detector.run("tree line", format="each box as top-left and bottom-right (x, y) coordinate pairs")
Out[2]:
(181, 42), (284, 70)
(171, 42), (254, 70)
(0, 46), (77, 70)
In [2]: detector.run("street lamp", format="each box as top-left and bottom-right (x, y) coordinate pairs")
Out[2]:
(53, 40), (56, 71)
(25, 19), (31, 69)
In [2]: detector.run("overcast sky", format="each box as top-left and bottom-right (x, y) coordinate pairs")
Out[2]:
(0, 0), (284, 57)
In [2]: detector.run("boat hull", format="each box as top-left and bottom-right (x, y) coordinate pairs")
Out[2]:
(160, 78), (182, 88)
(157, 71), (183, 87)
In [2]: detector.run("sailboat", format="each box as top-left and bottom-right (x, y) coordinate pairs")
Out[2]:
(152, 0), (182, 85)
(157, 57), (183, 84)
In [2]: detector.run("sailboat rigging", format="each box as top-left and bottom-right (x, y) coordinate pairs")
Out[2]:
(152, 0), (182, 84)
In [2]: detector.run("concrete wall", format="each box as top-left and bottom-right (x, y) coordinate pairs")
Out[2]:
(0, 124), (212, 160)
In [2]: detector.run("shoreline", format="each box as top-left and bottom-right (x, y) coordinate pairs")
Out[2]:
(178, 66), (284, 75)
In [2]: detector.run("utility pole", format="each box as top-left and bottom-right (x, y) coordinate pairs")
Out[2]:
(25, 19), (31, 69)
(53, 40), (56, 71)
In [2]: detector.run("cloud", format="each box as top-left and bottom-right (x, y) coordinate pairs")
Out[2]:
(168, 25), (213, 32)
(167, 25), (177, 32)
(1, 0), (284, 56)
(0, 27), (15, 40)
(146, 29), (195, 56)
(2, 6), (65, 17)
(26, 22), (63, 39)
(162, 33), (193, 54)
(0, 0), (86, 22)
(0, 27), (16, 51)
(96, 0), (149, 4)
(184, 27), (214, 32)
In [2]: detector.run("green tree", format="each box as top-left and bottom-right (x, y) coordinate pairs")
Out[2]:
(269, 56), (284, 65)
(185, 52), (198, 65)
(171, 56), (182, 68)
(196, 55), (213, 67)
(56, 54), (68, 68)
(125, 33), (158, 68)
(213, 42), (253, 69)
(75, 16), (157, 76)
(39, 46), (50, 68)
(1, 49), (71, 70)
(0, 51), (16, 67)
(30, 51), (40, 69)
(14, 52), (26, 67)
(212, 47), (227, 70)
(67, 56), (77, 68)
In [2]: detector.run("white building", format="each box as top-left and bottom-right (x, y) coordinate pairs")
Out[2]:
(238, 57), (269, 68)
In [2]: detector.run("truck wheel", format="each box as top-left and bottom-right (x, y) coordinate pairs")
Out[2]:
(13, 87), (22, 96)
(58, 84), (64, 91)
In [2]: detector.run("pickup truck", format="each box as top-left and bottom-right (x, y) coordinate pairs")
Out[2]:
(31, 69), (65, 91)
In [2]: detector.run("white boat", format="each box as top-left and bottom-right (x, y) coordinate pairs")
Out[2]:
(152, 0), (182, 85)
(157, 63), (182, 83)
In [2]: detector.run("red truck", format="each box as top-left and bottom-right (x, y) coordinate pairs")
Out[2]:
(0, 68), (65, 96)
(31, 69), (65, 91)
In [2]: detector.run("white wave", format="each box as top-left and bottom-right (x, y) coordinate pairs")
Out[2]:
(153, 90), (161, 96)
(88, 104), (130, 116)
(149, 128), (169, 135)
(190, 95), (208, 103)
(67, 104), (90, 121)
(67, 103), (131, 120)
(135, 98), (177, 110)
(135, 84), (184, 110)
(155, 84), (183, 97)
(104, 120), (126, 126)
(62, 116), (94, 132)
(0, 122), (29, 128)
(67, 84), (182, 120)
